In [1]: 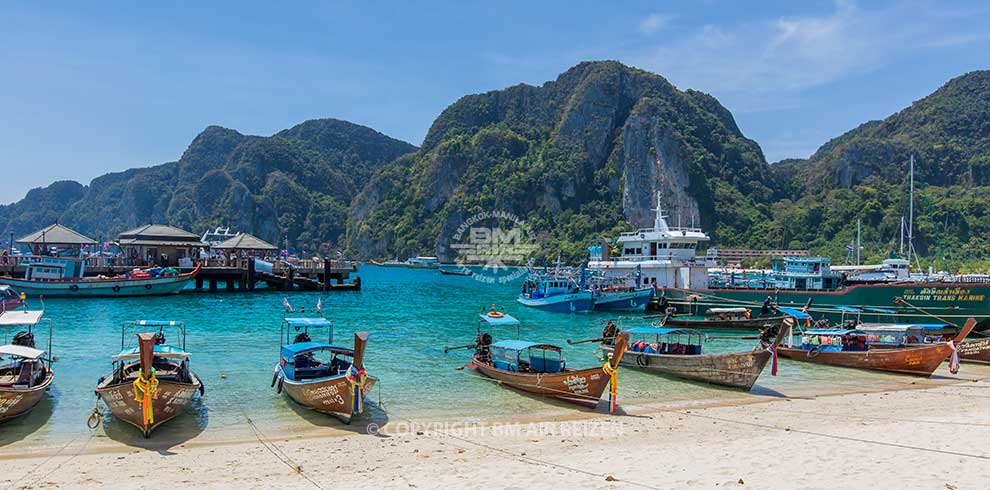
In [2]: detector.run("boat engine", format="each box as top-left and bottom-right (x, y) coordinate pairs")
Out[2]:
(12, 331), (35, 348)
(475, 332), (493, 362)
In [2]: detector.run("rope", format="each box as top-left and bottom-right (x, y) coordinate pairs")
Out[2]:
(132, 369), (160, 426)
(241, 411), (328, 490)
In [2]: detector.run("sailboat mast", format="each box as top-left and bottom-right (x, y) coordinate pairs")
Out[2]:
(907, 155), (914, 264)
(899, 216), (905, 256)
(856, 219), (861, 266)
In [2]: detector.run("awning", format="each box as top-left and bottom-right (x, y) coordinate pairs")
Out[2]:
(491, 340), (560, 351)
(777, 307), (812, 320)
(479, 313), (520, 327)
(281, 341), (352, 358)
(285, 317), (332, 329)
(0, 310), (44, 326)
(0, 344), (45, 359)
(625, 326), (704, 336)
(136, 320), (183, 327)
(112, 344), (191, 362)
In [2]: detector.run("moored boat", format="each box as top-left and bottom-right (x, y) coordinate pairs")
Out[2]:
(95, 320), (203, 437)
(593, 317), (789, 390)
(518, 269), (594, 313)
(0, 259), (201, 298)
(661, 307), (788, 331)
(273, 317), (377, 423)
(0, 309), (54, 424)
(1, 285), (26, 313)
(439, 267), (473, 276)
(776, 314), (976, 376)
(957, 337), (990, 363)
(450, 306), (629, 410)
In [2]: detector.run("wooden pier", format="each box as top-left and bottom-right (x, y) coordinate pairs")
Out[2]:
(0, 256), (360, 292)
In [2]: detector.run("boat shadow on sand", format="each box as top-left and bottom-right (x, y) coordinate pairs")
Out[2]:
(0, 395), (55, 448)
(284, 398), (390, 436)
(100, 396), (209, 454)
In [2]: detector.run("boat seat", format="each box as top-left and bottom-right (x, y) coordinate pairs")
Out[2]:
(294, 366), (331, 379)
(14, 361), (39, 388)
(529, 357), (562, 373)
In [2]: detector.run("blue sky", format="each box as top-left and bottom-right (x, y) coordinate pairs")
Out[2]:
(2, 0), (988, 203)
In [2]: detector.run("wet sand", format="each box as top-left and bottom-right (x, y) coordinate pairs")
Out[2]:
(2, 363), (989, 490)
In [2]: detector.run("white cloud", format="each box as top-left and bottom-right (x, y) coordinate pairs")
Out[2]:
(638, 13), (673, 35)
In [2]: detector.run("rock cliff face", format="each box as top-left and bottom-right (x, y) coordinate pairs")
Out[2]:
(0, 119), (415, 250)
(346, 61), (773, 260)
(773, 70), (990, 192)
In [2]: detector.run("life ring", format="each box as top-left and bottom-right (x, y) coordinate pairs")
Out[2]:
(69, 284), (79, 292)
(636, 354), (650, 367)
(144, 284), (153, 290)
(487, 311), (504, 318)
(112, 285), (121, 293)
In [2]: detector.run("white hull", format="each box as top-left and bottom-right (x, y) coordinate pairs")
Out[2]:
(0, 274), (194, 297)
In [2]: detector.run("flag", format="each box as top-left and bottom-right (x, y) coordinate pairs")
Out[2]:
(283, 297), (293, 312)
(316, 297), (323, 314)
(845, 244), (854, 252)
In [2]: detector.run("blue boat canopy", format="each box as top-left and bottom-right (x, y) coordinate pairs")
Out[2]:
(491, 339), (560, 351)
(285, 317), (332, 328)
(863, 307), (896, 314)
(857, 324), (949, 332)
(777, 307), (812, 320)
(280, 341), (353, 359)
(479, 313), (520, 327)
(113, 344), (190, 362)
(834, 306), (862, 313)
(136, 320), (183, 327)
(626, 326), (704, 336)
(804, 329), (857, 335)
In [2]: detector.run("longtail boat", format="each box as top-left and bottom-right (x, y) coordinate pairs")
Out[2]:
(958, 337), (990, 363)
(0, 309), (54, 423)
(776, 314), (976, 376)
(0, 260), (201, 298)
(592, 318), (790, 390)
(660, 307), (789, 331)
(449, 305), (629, 410)
(273, 317), (376, 423)
(95, 320), (203, 437)
(1, 285), (26, 313)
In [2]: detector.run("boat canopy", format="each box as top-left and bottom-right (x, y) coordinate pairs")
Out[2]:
(491, 340), (560, 352)
(479, 313), (520, 327)
(112, 344), (191, 362)
(707, 307), (748, 314)
(626, 326), (705, 336)
(804, 329), (857, 335)
(776, 307), (812, 320)
(280, 341), (353, 359)
(856, 324), (947, 333)
(0, 344), (45, 359)
(285, 318), (332, 329)
(0, 310), (44, 326)
(0, 285), (11, 292)
(135, 320), (184, 327)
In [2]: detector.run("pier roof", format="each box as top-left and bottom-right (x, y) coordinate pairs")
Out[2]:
(16, 223), (96, 245)
(214, 233), (278, 251)
(118, 224), (206, 247)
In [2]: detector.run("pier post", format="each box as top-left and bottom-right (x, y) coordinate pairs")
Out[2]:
(196, 277), (203, 290)
(247, 258), (255, 291)
(209, 279), (218, 291)
(323, 260), (331, 292)
(226, 278), (235, 291)
(285, 268), (294, 291)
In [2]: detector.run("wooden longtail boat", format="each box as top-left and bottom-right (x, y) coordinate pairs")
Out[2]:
(595, 318), (790, 390)
(95, 321), (202, 437)
(273, 317), (377, 423)
(0, 263), (201, 298)
(776, 317), (976, 376)
(439, 268), (473, 276)
(452, 306), (629, 410)
(958, 337), (990, 364)
(0, 310), (53, 424)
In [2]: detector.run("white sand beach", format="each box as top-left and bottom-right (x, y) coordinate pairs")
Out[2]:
(2, 363), (989, 490)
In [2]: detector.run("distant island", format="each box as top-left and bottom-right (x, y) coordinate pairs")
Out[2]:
(3, 61), (990, 270)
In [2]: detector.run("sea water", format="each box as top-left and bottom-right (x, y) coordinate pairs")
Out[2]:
(0, 266), (920, 448)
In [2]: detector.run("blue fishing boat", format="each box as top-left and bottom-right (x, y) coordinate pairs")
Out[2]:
(518, 267), (593, 313)
(589, 266), (653, 311)
(272, 317), (376, 424)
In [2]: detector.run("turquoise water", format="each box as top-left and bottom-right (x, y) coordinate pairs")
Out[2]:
(1, 266), (921, 447)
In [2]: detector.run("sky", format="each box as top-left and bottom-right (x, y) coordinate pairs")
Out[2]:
(1, 0), (989, 204)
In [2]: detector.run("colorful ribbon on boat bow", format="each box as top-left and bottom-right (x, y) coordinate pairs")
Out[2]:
(602, 360), (618, 414)
(766, 344), (778, 376)
(347, 366), (368, 414)
(132, 369), (160, 426)
(947, 341), (960, 374)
